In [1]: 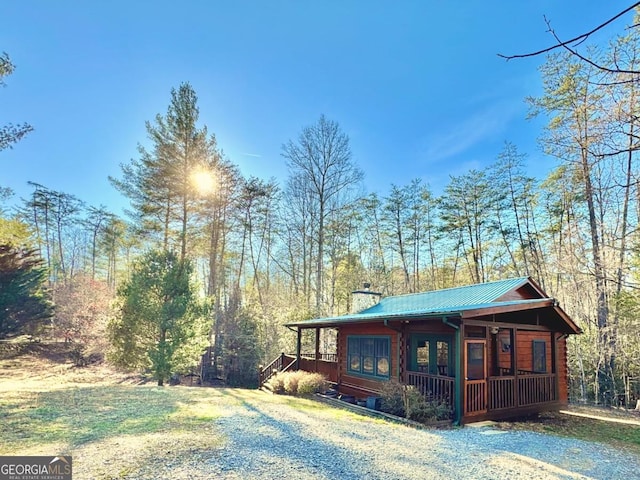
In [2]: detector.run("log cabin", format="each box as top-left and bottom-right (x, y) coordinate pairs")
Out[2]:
(260, 277), (581, 425)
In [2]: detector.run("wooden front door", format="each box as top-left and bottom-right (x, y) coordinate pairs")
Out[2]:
(464, 339), (487, 415)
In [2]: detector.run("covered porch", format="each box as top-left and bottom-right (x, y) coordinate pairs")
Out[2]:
(269, 277), (581, 424)
(260, 316), (566, 424)
(403, 324), (562, 421)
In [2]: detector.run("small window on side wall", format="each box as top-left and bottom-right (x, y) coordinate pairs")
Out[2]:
(532, 340), (546, 373)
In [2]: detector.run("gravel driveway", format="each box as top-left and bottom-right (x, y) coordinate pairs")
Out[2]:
(135, 389), (640, 480)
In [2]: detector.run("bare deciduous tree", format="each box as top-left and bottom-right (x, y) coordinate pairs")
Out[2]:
(282, 115), (363, 315)
(499, 3), (640, 76)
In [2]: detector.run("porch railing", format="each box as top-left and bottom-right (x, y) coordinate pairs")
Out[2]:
(488, 374), (557, 410)
(406, 371), (455, 406)
(259, 353), (296, 386)
(298, 355), (338, 383)
(518, 374), (557, 406)
(299, 352), (338, 363)
(259, 352), (338, 387)
(488, 377), (516, 410)
(466, 380), (486, 414)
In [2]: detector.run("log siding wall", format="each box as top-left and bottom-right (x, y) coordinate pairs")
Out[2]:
(327, 313), (572, 415)
(338, 323), (400, 397)
(515, 331), (552, 373)
(557, 335), (569, 404)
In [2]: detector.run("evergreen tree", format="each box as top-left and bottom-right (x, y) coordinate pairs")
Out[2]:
(438, 170), (493, 284)
(0, 52), (33, 152)
(108, 249), (209, 385)
(110, 82), (218, 260)
(0, 244), (52, 338)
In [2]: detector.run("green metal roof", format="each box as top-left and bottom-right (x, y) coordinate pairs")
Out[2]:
(286, 298), (553, 328)
(285, 276), (580, 333)
(286, 277), (540, 327)
(360, 277), (530, 316)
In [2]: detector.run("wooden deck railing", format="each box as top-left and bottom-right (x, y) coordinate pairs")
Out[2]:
(298, 355), (338, 383)
(466, 380), (487, 414)
(259, 352), (338, 387)
(299, 352), (338, 363)
(488, 377), (516, 410)
(487, 374), (556, 410)
(406, 371), (455, 406)
(258, 353), (296, 386)
(518, 374), (557, 406)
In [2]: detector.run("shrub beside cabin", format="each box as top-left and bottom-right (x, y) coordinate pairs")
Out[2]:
(261, 277), (581, 425)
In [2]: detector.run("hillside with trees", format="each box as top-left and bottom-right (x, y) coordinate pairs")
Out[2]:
(2, 11), (640, 405)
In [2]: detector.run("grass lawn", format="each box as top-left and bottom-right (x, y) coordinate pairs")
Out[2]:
(0, 345), (232, 478)
(0, 343), (371, 478)
(497, 407), (640, 456)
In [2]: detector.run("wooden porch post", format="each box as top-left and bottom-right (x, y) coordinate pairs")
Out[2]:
(491, 331), (499, 376)
(455, 323), (463, 425)
(400, 326), (406, 384)
(315, 327), (320, 372)
(512, 327), (519, 407)
(551, 332), (559, 401)
(443, 316), (463, 425)
(296, 328), (302, 370)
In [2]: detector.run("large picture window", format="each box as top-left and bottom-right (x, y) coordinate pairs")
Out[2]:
(347, 336), (390, 378)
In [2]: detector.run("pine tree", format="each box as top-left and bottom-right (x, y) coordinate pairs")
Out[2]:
(0, 52), (33, 152)
(0, 244), (52, 338)
(110, 82), (219, 259)
(108, 249), (208, 385)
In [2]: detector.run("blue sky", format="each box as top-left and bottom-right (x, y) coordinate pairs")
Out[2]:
(1, 1), (629, 215)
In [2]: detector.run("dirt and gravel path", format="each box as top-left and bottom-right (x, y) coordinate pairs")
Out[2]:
(131, 389), (640, 480)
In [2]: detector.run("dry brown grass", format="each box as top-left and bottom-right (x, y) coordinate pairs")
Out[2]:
(0, 342), (141, 390)
(495, 404), (640, 455)
(0, 342), (225, 479)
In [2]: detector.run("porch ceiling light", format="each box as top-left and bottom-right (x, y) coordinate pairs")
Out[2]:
(490, 326), (499, 335)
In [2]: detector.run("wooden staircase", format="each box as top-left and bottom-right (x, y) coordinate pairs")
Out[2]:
(259, 353), (296, 387)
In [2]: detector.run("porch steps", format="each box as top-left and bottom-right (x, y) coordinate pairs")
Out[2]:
(260, 385), (274, 394)
(259, 353), (296, 387)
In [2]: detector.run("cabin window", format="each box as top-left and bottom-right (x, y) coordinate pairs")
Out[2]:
(437, 341), (449, 375)
(347, 336), (391, 379)
(409, 335), (453, 376)
(417, 342), (430, 370)
(532, 340), (546, 373)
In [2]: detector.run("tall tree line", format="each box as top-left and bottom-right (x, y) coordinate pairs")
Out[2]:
(3, 14), (640, 398)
